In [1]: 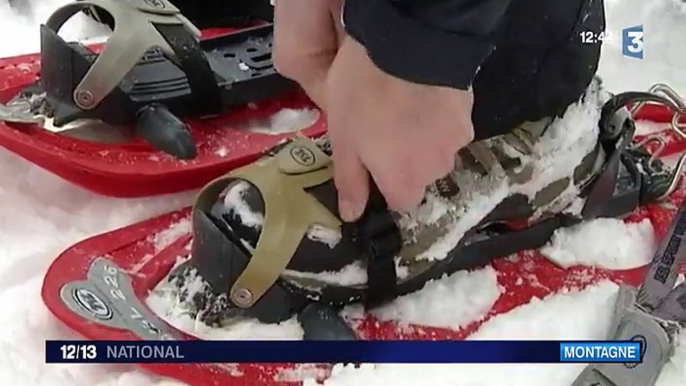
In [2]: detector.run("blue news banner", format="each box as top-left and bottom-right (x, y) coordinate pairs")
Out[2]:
(45, 341), (642, 364)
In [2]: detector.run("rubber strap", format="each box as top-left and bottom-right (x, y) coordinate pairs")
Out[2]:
(583, 91), (684, 219)
(153, 23), (222, 115)
(581, 102), (636, 219)
(345, 184), (402, 309)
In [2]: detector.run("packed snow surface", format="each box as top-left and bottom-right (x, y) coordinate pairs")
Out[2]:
(541, 218), (657, 269)
(0, 1), (685, 386)
(311, 282), (686, 386)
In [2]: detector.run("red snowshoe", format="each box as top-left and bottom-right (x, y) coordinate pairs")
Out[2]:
(42, 84), (686, 386)
(0, 0), (326, 197)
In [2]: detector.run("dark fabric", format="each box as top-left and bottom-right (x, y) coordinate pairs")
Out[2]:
(165, 0), (604, 140)
(470, 0), (605, 139)
(342, 0), (504, 90)
(344, 0), (606, 140)
(83, 0), (273, 30)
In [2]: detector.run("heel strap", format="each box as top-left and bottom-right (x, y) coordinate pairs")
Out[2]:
(193, 135), (340, 308)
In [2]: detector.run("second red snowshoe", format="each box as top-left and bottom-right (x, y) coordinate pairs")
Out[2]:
(42, 82), (686, 385)
(0, 0), (326, 197)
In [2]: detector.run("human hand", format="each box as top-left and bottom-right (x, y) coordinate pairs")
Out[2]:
(273, 0), (344, 108)
(325, 38), (475, 221)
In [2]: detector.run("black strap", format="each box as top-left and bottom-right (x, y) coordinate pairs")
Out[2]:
(582, 92), (683, 219)
(153, 23), (223, 116)
(344, 184), (402, 310)
(582, 94), (636, 219)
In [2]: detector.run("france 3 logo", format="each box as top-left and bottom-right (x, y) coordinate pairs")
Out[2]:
(622, 25), (644, 59)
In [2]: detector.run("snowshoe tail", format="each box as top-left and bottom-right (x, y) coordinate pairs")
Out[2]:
(175, 85), (681, 326)
(32, 0), (290, 158)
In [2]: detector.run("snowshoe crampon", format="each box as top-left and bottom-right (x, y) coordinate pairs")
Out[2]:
(0, 0), (325, 197)
(42, 84), (686, 386)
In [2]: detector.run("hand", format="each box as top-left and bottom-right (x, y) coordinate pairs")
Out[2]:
(273, 0), (344, 108)
(325, 38), (475, 221)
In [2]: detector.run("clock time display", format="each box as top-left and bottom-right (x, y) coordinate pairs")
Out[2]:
(579, 31), (612, 44)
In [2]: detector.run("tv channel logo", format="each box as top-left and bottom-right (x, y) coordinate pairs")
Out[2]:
(622, 25), (644, 59)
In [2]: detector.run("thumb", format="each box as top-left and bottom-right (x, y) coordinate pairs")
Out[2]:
(333, 146), (369, 222)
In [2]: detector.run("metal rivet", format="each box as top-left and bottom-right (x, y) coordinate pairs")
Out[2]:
(74, 90), (94, 109)
(231, 288), (253, 308)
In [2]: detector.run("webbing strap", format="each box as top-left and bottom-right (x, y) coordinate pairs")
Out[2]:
(347, 185), (402, 310)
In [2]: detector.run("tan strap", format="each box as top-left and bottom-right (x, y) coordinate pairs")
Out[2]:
(193, 135), (341, 308)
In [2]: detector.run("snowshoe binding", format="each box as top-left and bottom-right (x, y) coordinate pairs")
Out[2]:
(0, 0), (325, 197)
(167, 80), (682, 329)
(14, 0), (289, 159)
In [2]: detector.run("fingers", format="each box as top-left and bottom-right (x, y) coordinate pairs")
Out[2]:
(273, 0), (343, 107)
(369, 148), (456, 213)
(332, 143), (370, 222)
(323, 37), (471, 219)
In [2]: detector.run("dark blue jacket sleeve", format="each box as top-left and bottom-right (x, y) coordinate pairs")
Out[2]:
(343, 0), (512, 90)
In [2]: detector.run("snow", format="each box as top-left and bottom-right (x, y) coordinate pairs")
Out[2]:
(241, 108), (320, 135)
(146, 271), (305, 341)
(221, 181), (264, 229)
(0, 0), (108, 57)
(369, 267), (501, 330)
(313, 282), (686, 386)
(283, 262), (369, 287)
(599, 0), (686, 95)
(541, 218), (657, 269)
(152, 219), (192, 252)
(0, 1), (685, 386)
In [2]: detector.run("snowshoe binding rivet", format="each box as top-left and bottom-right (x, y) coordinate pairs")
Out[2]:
(74, 90), (95, 109)
(231, 287), (254, 308)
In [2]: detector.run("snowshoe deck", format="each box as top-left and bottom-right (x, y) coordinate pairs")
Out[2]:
(0, 1), (326, 197)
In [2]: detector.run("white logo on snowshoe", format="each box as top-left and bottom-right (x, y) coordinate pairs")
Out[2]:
(290, 146), (316, 166)
(72, 288), (113, 320)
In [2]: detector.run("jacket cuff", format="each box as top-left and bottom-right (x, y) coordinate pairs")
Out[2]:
(343, 0), (494, 90)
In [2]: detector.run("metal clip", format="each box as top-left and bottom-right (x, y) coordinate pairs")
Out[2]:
(628, 84), (686, 199)
(629, 83), (685, 139)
